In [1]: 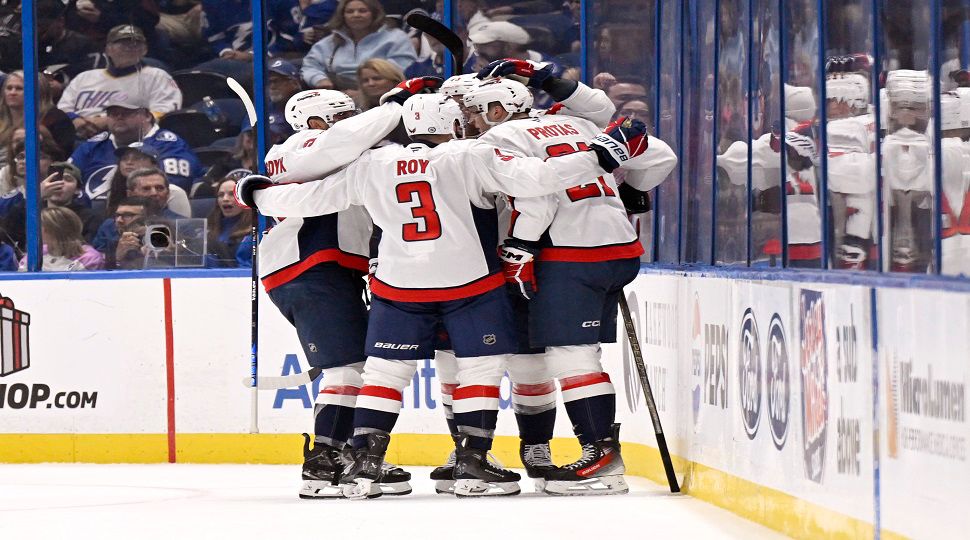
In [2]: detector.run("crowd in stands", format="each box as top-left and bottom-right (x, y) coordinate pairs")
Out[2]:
(0, 0), (591, 271)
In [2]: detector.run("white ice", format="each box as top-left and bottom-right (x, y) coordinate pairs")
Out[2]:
(0, 464), (786, 539)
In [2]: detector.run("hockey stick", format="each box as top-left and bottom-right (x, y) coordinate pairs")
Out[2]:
(240, 367), (323, 390)
(618, 294), (680, 493)
(406, 12), (465, 73)
(226, 76), (260, 434)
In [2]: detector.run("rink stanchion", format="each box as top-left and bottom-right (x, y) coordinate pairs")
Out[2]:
(618, 295), (680, 493)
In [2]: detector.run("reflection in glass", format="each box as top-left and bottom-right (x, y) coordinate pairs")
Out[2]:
(655, 0), (682, 263)
(939, 0), (970, 276)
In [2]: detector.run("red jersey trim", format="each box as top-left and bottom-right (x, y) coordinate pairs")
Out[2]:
(789, 243), (822, 260)
(538, 241), (644, 262)
(371, 272), (504, 302)
(261, 249), (369, 292)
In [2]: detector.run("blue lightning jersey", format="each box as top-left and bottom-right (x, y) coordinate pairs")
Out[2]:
(70, 125), (203, 201)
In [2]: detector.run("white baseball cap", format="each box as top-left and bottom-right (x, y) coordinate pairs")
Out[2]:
(468, 21), (529, 45)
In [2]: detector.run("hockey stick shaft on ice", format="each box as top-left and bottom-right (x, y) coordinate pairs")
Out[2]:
(618, 294), (680, 493)
(240, 367), (323, 390)
(227, 76), (260, 434)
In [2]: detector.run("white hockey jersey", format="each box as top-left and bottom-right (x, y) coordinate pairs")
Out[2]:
(478, 114), (675, 262)
(256, 104), (402, 289)
(537, 83), (616, 128)
(252, 139), (606, 301)
(828, 115), (876, 195)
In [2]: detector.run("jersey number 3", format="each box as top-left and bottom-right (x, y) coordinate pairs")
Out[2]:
(396, 181), (442, 241)
(546, 142), (616, 202)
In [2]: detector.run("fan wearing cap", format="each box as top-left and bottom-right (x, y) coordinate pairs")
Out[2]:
(57, 25), (181, 139)
(467, 21), (555, 75)
(69, 92), (203, 202)
(108, 142), (193, 219)
(268, 59), (305, 116)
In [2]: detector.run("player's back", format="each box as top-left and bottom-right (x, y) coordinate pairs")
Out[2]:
(480, 115), (638, 253)
(354, 141), (501, 301)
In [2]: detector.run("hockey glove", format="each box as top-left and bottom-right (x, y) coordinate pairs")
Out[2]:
(618, 182), (651, 214)
(233, 174), (273, 209)
(379, 76), (444, 106)
(588, 117), (649, 173)
(499, 239), (539, 300)
(477, 58), (554, 89)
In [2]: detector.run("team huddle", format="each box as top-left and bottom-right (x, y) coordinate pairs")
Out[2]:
(234, 59), (677, 500)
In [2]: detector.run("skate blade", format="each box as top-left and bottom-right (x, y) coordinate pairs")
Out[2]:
(434, 479), (456, 495)
(299, 480), (348, 499)
(342, 479), (383, 500)
(543, 475), (629, 496)
(454, 479), (521, 498)
(378, 481), (412, 496)
(532, 478), (547, 492)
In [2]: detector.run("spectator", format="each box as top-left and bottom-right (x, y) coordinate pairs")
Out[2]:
(268, 0), (310, 57)
(205, 177), (252, 267)
(36, 0), (99, 78)
(299, 0), (338, 49)
(103, 195), (151, 270)
(90, 167), (185, 254)
(607, 80), (648, 111)
(617, 99), (650, 124)
(109, 143), (192, 218)
(0, 139), (59, 221)
(70, 92), (202, 200)
(3, 161), (101, 251)
(268, 59), (304, 116)
(355, 58), (404, 110)
(20, 206), (105, 271)
(65, 0), (164, 59)
(157, 0), (204, 51)
(455, 0), (489, 36)
(466, 21), (558, 74)
(0, 72), (75, 164)
(58, 25), (182, 139)
(301, 0), (416, 90)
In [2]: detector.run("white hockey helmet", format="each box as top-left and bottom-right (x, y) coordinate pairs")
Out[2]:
(885, 69), (931, 106)
(440, 74), (481, 97)
(826, 73), (870, 109)
(402, 94), (464, 139)
(284, 89), (357, 131)
(461, 78), (534, 125)
(784, 84), (817, 122)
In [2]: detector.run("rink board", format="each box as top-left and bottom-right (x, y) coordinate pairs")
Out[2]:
(0, 272), (967, 539)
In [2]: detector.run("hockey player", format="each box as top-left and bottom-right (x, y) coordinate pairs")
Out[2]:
(236, 93), (650, 498)
(253, 78), (442, 499)
(825, 58), (877, 269)
(780, 126), (822, 268)
(938, 89), (970, 275)
(462, 71), (676, 495)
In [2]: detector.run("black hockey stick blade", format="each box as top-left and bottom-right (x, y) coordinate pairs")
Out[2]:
(619, 294), (681, 493)
(406, 12), (465, 73)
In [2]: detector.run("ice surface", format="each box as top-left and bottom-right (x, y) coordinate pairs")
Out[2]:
(0, 464), (786, 539)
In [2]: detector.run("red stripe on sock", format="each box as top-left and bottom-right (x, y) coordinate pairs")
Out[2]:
(453, 385), (501, 400)
(440, 383), (459, 396)
(559, 372), (611, 391)
(512, 381), (557, 396)
(358, 385), (402, 401)
(320, 385), (361, 396)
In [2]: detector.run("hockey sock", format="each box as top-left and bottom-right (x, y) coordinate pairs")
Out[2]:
(452, 384), (500, 450)
(351, 385), (403, 449)
(440, 383), (459, 437)
(312, 365), (363, 447)
(313, 403), (356, 447)
(559, 372), (616, 444)
(512, 381), (557, 444)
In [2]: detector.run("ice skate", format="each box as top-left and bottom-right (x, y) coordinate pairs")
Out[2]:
(543, 424), (629, 496)
(452, 436), (521, 498)
(430, 448), (457, 494)
(338, 444), (412, 496)
(341, 432), (392, 500)
(298, 433), (350, 499)
(520, 441), (559, 491)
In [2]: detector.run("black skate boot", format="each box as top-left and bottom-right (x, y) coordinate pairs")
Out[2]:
(299, 433), (350, 499)
(339, 444), (412, 496)
(430, 434), (460, 494)
(341, 431), (392, 500)
(520, 440), (559, 491)
(543, 424), (628, 496)
(453, 435), (521, 498)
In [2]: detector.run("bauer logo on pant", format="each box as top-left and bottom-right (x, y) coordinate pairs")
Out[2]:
(0, 295), (30, 377)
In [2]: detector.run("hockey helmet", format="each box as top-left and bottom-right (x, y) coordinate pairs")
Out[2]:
(461, 78), (534, 125)
(402, 94), (465, 139)
(826, 73), (870, 109)
(284, 89), (357, 131)
(440, 74), (481, 97)
(885, 70), (931, 106)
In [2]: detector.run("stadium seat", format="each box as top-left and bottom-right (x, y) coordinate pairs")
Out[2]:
(189, 99), (247, 135)
(171, 70), (239, 107)
(194, 146), (234, 168)
(158, 110), (222, 148)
